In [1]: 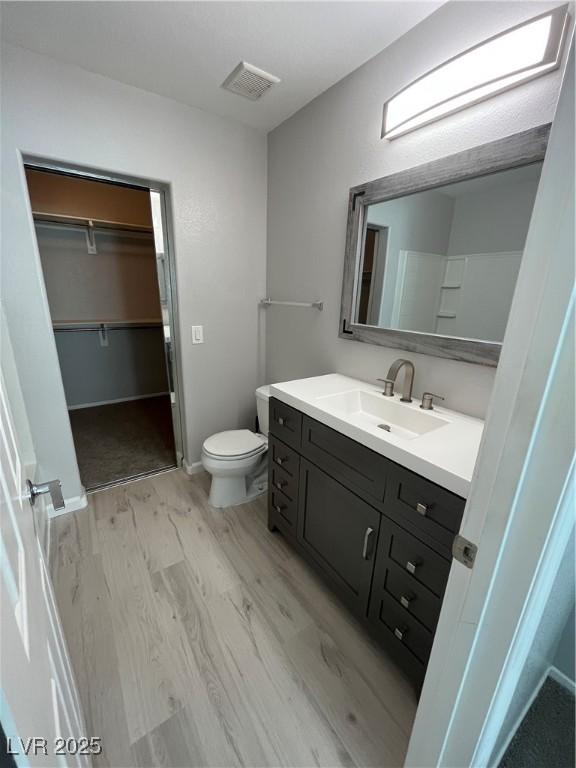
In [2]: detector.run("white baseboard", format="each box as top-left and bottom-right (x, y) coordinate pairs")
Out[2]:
(47, 489), (88, 518)
(183, 459), (204, 475)
(67, 392), (169, 411)
(549, 664), (576, 694)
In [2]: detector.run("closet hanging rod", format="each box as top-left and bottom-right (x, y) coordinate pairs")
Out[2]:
(260, 298), (324, 310)
(33, 212), (153, 236)
(53, 322), (163, 332)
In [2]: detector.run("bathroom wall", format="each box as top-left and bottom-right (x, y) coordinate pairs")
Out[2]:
(266, 1), (569, 419)
(1, 43), (266, 504)
(447, 177), (541, 256)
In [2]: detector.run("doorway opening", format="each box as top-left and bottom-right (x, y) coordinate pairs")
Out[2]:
(24, 164), (184, 491)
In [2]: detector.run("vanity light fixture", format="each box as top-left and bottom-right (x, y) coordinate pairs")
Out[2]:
(382, 5), (569, 139)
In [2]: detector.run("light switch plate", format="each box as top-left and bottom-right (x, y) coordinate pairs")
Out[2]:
(192, 325), (204, 344)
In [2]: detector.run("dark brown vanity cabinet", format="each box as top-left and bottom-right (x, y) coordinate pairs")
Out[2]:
(298, 460), (380, 615)
(267, 397), (466, 688)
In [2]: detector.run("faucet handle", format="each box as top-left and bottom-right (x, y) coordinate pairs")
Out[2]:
(420, 392), (445, 411)
(377, 378), (395, 397)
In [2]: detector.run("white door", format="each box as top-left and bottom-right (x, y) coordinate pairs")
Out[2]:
(1, 309), (92, 767)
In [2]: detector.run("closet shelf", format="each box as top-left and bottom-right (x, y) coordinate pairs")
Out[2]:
(32, 210), (153, 235)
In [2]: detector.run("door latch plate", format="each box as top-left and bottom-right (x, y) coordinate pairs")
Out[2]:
(452, 534), (477, 568)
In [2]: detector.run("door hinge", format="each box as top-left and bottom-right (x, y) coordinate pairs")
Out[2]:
(452, 534), (478, 568)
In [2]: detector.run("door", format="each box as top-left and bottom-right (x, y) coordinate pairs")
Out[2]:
(297, 459), (380, 615)
(150, 189), (184, 466)
(1, 310), (91, 766)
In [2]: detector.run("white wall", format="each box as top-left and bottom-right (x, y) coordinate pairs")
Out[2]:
(1, 44), (267, 504)
(266, 1), (568, 419)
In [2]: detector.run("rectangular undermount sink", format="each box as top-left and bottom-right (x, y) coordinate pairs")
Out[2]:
(317, 389), (448, 440)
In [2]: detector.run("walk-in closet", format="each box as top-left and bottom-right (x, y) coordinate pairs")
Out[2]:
(26, 168), (178, 490)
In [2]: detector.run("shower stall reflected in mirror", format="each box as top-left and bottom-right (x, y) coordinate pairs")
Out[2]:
(25, 166), (183, 491)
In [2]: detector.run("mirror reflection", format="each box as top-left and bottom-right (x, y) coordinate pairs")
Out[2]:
(355, 162), (542, 342)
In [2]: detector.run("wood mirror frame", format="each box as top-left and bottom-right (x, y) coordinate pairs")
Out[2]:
(339, 124), (550, 366)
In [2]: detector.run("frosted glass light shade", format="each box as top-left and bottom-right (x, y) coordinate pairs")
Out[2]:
(382, 6), (569, 139)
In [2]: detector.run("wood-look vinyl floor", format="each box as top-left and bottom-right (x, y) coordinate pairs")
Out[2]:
(50, 469), (418, 768)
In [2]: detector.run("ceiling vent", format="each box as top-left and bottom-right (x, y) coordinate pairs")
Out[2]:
(222, 61), (280, 101)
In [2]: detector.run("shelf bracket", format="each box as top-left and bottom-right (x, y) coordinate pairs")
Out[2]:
(85, 220), (97, 255)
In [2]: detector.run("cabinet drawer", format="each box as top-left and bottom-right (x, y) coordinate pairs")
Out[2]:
(269, 398), (302, 450)
(387, 522), (450, 598)
(271, 464), (298, 503)
(301, 415), (388, 502)
(270, 487), (297, 529)
(378, 592), (434, 666)
(269, 435), (300, 481)
(383, 561), (442, 632)
(385, 465), (465, 555)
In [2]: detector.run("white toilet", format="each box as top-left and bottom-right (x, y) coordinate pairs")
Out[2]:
(201, 385), (271, 508)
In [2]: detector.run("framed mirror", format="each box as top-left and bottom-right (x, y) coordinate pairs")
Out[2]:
(340, 125), (550, 366)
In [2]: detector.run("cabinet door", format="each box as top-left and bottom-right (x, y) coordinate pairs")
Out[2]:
(297, 460), (380, 615)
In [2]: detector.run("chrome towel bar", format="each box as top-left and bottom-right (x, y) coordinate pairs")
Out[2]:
(260, 298), (323, 310)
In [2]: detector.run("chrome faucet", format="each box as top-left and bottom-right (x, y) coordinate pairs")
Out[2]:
(379, 358), (415, 402)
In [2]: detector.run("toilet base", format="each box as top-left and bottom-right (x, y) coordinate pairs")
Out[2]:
(208, 474), (267, 508)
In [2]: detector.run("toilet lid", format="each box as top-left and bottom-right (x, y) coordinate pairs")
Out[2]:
(203, 430), (266, 458)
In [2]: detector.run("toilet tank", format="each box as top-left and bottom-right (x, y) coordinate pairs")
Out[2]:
(255, 385), (271, 436)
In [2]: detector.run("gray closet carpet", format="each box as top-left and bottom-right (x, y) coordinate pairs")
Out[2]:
(69, 395), (176, 490)
(499, 676), (575, 768)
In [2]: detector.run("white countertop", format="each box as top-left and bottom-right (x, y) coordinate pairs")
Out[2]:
(270, 374), (484, 498)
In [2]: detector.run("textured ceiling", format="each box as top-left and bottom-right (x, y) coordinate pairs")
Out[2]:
(1, 1), (444, 131)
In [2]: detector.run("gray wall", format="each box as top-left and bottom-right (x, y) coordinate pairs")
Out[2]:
(447, 177), (541, 256)
(55, 328), (168, 408)
(266, 1), (567, 419)
(1, 44), (266, 502)
(554, 604), (575, 681)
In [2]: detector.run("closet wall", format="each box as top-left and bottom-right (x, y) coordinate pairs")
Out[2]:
(27, 170), (168, 409)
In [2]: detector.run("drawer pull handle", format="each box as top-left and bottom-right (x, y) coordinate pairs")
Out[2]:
(400, 594), (413, 609)
(275, 456), (287, 466)
(406, 559), (421, 575)
(277, 416), (286, 426)
(416, 502), (428, 516)
(274, 503), (286, 514)
(362, 527), (375, 560)
(275, 480), (287, 490)
(394, 627), (406, 642)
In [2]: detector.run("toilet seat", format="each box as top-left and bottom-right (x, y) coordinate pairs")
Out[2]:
(202, 429), (267, 461)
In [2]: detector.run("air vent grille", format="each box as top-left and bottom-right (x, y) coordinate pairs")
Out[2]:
(222, 61), (280, 101)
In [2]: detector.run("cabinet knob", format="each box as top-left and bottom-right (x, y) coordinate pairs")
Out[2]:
(416, 502), (428, 516)
(400, 594), (414, 609)
(277, 416), (286, 426)
(406, 559), (421, 574)
(394, 627), (406, 641)
(275, 480), (287, 490)
(275, 456), (287, 466)
(274, 503), (286, 514)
